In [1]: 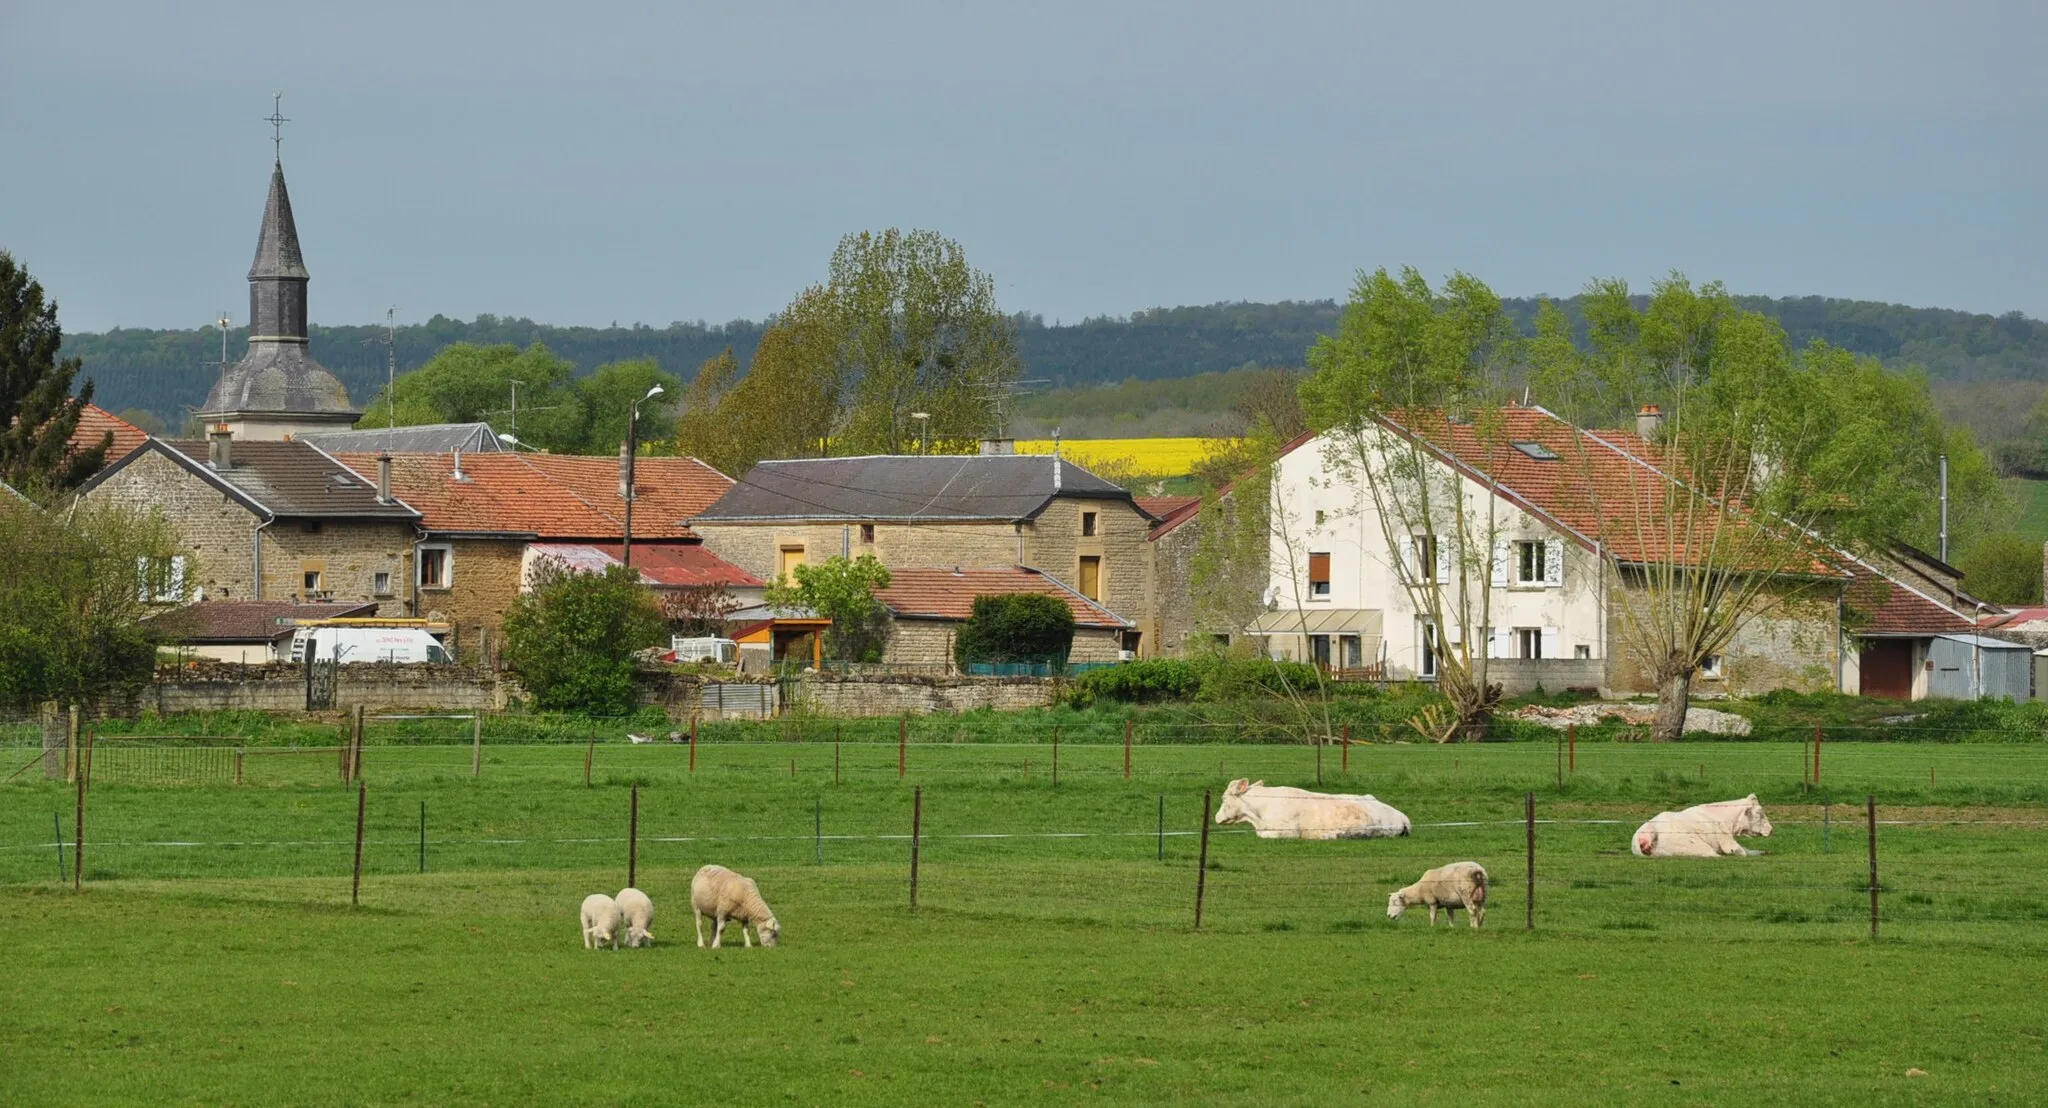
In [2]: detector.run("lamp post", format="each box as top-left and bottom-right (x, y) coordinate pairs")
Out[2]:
(622, 383), (666, 569)
(911, 411), (931, 455)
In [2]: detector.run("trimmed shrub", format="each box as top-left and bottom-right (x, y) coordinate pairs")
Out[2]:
(955, 593), (1078, 666)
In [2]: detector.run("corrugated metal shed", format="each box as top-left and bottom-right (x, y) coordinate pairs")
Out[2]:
(1926, 633), (2033, 701)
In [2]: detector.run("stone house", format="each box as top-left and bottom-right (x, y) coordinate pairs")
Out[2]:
(874, 566), (1133, 668)
(1136, 495), (1206, 657)
(77, 432), (421, 616)
(337, 450), (753, 662)
(689, 453), (1159, 654)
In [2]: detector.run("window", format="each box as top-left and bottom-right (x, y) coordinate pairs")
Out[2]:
(1419, 621), (1438, 679)
(777, 545), (806, 581)
(1511, 441), (1559, 461)
(1309, 635), (1332, 667)
(1515, 541), (1545, 585)
(1078, 556), (1101, 600)
(301, 563), (324, 596)
(1574, 644), (1591, 661)
(419, 545), (452, 589)
(135, 555), (187, 603)
(373, 571), (394, 597)
(1081, 511), (1097, 537)
(1212, 633), (1232, 648)
(1517, 628), (1543, 659)
(1308, 552), (1331, 598)
(860, 524), (875, 544)
(1506, 538), (1563, 588)
(1700, 654), (1725, 679)
(1403, 535), (1446, 583)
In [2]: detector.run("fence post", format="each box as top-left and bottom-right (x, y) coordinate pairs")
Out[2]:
(1341, 723), (1350, 773)
(1194, 789), (1212, 931)
(471, 711), (482, 779)
(1867, 794), (1878, 940)
(1052, 726), (1060, 788)
(53, 811), (66, 882)
(419, 800), (427, 874)
(73, 726), (91, 891)
(1814, 726), (1823, 786)
(1524, 791), (1535, 931)
(1124, 719), (1132, 781)
(689, 715), (698, 773)
(235, 747), (245, 786)
(66, 704), (79, 784)
(351, 782), (366, 906)
(352, 705), (366, 784)
(909, 785), (922, 911)
(815, 797), (823, 865)
(898, 717), (907, 780)
(1567, 724), (1575, 775)
(1157, 794), (1165, 861)
(585, 741), (594, 787)
(628, 784), (640, 890)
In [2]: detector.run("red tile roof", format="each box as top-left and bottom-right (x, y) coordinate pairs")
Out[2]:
(1311, 406), (1844, 576)
(877, 566), (1132, 629)
(336, 452), (733, 539)
(1845, 562), (1988, 636)
(149, 600), (379, 643)
(1137, 495), (1203, 540)
(529, 542), (764, 589)
(70, 404), (149, 462)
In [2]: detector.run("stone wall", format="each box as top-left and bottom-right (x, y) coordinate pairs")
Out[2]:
(263, 520), (414, 617)
(421, 538), (528, 663)
(884, 621), (957, 667)
(86, 449), (261, 602)
(786, 674), (1061, 716)
(693, 520), (1021, 583)
(99, 662), (514, 715)
(1486, 658), (1605, 695)
(1603, 579), (1841, 696)
(1145, 512), (1202, 657)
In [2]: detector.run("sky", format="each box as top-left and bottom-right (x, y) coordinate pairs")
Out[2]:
(3, 1), (2044, 335)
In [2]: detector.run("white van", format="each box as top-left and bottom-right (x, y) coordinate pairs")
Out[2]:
(290, 627), (454, 665)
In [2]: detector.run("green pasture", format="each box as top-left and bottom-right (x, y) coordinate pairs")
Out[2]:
(4, 740), (2045, 1104)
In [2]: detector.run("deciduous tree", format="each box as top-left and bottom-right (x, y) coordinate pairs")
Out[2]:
(765, 555), (893, 664)
(502, 564), (665, 714)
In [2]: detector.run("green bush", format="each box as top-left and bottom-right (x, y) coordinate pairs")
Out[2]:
(955, 593), (1077, 665)
(502, 564), (665, 714)
(1067, 659), (1203, 707)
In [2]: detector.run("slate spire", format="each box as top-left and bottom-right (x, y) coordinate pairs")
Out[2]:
(247, 161), (311, 339)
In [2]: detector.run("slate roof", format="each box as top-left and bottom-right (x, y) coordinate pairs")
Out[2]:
(694, 455), (1148, 524)
(79, 439), (419, 522)
(298, 423), (506, 454)
(152, 600), (379, 644)
(876, 566), (1133, 629)
(336, 452), (731, 539)
(528, 542), (764, 589)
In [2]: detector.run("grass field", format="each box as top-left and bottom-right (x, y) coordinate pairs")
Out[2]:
(5, 739), (2046, 1104)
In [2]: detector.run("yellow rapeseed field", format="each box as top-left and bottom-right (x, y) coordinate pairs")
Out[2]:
(1013, 437), (1231, 477)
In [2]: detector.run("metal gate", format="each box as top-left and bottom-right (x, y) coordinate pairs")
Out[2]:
(305, 657), (339, 710)
(701, 682), (777, 718)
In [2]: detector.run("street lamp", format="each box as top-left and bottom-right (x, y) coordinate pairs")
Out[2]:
(911, 411), (931, 455)
(622, 383), (666, 569)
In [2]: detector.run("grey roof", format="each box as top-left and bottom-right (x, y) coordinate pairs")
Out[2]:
(692, 455), (1149, 523)
(78, 439), (420, 522)
(200, 161), (358, 420)
(297, 423), (508, 454)
(150, 600), (379, 644)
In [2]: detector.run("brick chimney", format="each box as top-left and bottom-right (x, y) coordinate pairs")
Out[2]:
(376, 452), (393, 505)
(207, 424), (233, 470)
(1636, 404), (1665, 442)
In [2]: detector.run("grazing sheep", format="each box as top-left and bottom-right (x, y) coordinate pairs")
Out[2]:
(616, 887), (655, 948)
(581, 893), (624, 950)
(1631, 794), (1773, 858)
(1387, 861), (1488, 929)
(691, 864), (780, 948)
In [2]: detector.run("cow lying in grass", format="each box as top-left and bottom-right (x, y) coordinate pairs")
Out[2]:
(1213, 779), (1411, 840)
(1631, 794), (1773, 857)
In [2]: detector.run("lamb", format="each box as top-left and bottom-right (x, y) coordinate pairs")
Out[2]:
(616, 887), (655, 948)
(690, 864), (780, 948)
(1387, 861), (1488, 929)
(580, 893), (624, 950)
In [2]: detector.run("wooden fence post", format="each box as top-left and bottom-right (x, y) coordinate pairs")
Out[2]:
(471, 711), (482, 779)
(72, 726), (89, 891)
(235, 747), (245, 786)
(1867, 794), (1879, 940)
(1341, 723), (1351, 773)
(628, 785), (640, 890)
(1194, 789), (1212, 931)
(65, 704), (78, 784)
(909, 786), (922, 911)
(585, 741), (594, 787)
(1524, 791), (1535, 931)
(351, 782), (366, 906)
(352, 705), (366, 784)
(1124, 718), (1132, 780)
(689, 715), (698, 773)
(53, 811), (66, 883)
(899, 717), (908, 780)
(418, 800), (427, 874)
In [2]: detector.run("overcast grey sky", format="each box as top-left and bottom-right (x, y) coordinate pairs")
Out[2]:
(3, 1), (2043, 334)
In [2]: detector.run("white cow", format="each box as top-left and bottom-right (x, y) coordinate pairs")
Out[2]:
(1631, 794), (1773, 857)
(1213, 779), (1411, 840)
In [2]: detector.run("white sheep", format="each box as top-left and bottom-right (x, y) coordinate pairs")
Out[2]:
(580, 893), (624, 950)
(1387, 861), (1489, 929)
(691, 864), (780, 948)
(616, 887), (655, 948)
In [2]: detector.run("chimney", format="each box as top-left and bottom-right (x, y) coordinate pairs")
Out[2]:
(1636, 404), (1665, 442)
(451, 448), (465, 481)
(978, 438), (1015, 456)
(376, 452), (392, 505)
(207, 424), (233, 470)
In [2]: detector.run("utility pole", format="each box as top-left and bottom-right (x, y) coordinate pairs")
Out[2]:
(621, 384), (666, 569)
(1938, 453), (1950, 563)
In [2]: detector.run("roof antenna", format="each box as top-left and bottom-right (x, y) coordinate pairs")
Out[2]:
(382, 307), (399, 454)
(214, 310), (232, 400)
(264, 92), (289, 164)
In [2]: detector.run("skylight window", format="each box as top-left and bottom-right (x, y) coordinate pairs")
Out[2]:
(1512, 441), (1559, 461)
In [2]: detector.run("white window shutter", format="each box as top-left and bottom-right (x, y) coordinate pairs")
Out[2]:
(166, 556), (186, 602)
(1541, 626), (1560, 659)
(1398, 535), (1414, 581)
(1490, 626), (1510, 659)
(1544, 539), (1564, 587)
(1491, 539), (1510, 587)
(1435, 539), (1451, 584)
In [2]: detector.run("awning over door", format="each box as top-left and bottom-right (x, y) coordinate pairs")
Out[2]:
(1249, 609), (1383, 637)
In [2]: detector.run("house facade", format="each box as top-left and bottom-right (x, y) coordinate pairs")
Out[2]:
(1261, 408), (1848, 697)
(689, 454), (1158, 654)
(77, 434), (420, 617)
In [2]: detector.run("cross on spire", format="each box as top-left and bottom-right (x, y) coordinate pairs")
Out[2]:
(265, 92), (289, 162)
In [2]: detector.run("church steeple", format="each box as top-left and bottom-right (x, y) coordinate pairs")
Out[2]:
(198, 98), (361, 441)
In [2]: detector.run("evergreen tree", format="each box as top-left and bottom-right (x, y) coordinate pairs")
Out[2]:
(1, 252), (107, 497)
